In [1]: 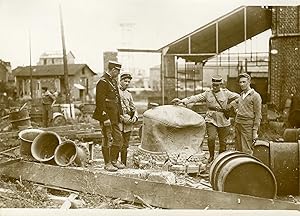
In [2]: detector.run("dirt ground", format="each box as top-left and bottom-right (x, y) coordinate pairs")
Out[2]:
(0, 119), (298, 208)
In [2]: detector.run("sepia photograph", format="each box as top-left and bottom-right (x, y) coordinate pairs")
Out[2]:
(0, 0), (299, 214)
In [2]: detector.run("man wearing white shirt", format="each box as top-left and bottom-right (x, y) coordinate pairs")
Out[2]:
(233, 73), (262, 154)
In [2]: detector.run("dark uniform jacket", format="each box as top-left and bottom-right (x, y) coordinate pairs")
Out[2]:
(92, 72), (123, 123)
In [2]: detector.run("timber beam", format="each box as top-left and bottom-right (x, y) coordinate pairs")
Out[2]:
(0, 161), (299, 210)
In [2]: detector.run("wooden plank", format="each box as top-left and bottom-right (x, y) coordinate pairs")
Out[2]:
(0, 126), (103, 141)
(0, 161), (299, 210)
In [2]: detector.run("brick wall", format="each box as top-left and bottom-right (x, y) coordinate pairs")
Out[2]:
(270, 6), (300, 110)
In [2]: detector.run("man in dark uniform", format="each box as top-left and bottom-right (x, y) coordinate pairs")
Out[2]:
(93, 61), (125, 172)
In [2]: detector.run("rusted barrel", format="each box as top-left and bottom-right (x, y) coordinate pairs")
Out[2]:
(18, 128), (43, 159)
(283, 128), (300, 142)
(31, 131), (61, 163)
(209, 151), (277, 199)
(54, 140), (90, 167)
(9, 108), (31, 130)
(253, 140), (300, 195)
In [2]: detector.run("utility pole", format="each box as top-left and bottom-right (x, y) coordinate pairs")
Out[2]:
(29, 30), (33, 99)
(59, 4), (70, 103)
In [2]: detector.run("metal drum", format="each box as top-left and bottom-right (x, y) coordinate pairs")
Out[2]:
(252, 140), (270, 167)
(210, 151), (277, 199)
(9, 108), (31, 130)
(31, 131), (61, 164)
(54, 140), (90, 167)
(253, 140), (300, 195)
(18, 128), (43, 160)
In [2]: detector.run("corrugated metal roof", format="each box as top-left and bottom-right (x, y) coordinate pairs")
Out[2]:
(159, 6), (272, 62)
(12, 64), (97, 77)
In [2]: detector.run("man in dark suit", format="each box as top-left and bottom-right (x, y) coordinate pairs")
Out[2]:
(93, 61), (125, 171)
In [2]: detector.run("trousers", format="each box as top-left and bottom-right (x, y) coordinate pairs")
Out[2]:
(206, 123), (229, 155)
(101, 121), (123, 148)
(234, 122), (253, 154)
(42, 104), (53, 127)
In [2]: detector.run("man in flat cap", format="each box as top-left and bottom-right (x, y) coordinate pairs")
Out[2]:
(172, 74), (239, 163)
(93, 60), (125, 171)
(230, 73), (262, 154)
(118, 72), (138, 166)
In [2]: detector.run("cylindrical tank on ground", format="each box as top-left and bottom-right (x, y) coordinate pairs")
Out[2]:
(253, 140), (300, 195)
(54, 140), (90, 167)
(209, 151), (277, 199)
(18, 128), (43, 159)
(31, 131), (61, 163)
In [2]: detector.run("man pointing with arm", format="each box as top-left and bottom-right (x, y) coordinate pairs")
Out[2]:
(172, 75), (239, 163)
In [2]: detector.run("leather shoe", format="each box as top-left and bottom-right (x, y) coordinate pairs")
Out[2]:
(111, 160), (125, 169)
(104, 162), (118, 172)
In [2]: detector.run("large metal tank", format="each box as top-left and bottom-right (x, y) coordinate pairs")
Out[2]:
(134, 105), (206, 172)
(253, 140), (300, 195)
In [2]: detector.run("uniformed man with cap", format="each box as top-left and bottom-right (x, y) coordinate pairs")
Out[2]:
(172, 75), (239, 163)
(93, 60), (125, 171)
(118, 72), (138, 166)
(230, 73), (262, 155)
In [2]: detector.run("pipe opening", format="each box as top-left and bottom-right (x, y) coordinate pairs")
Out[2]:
(54, 140), (77, 166)
(31, 131), (61, 162)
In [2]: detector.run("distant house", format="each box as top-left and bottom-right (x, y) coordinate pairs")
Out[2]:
(0, 60), (16, 100)
(0, 59), (12, 83)
(12, 64), (97, 102)
(37, 51), (75, 65)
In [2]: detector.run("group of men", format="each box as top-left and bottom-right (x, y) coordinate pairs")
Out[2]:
(93, 60), (262, 172)
(93, 61), (138, 171)
(172, 73), (262, 162)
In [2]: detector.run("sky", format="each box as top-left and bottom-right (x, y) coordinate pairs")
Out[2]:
(0, 0), (299, 74)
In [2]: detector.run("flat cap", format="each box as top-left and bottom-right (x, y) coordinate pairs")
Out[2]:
(212, 74), (223, 83)
(108, 60), (122, 70)
(238, 73), (251, 80)
(120, 73), (132, 80)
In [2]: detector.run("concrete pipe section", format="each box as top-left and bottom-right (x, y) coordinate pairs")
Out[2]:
(54, 140), (90, 167)
(31, 131), (61, 163)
